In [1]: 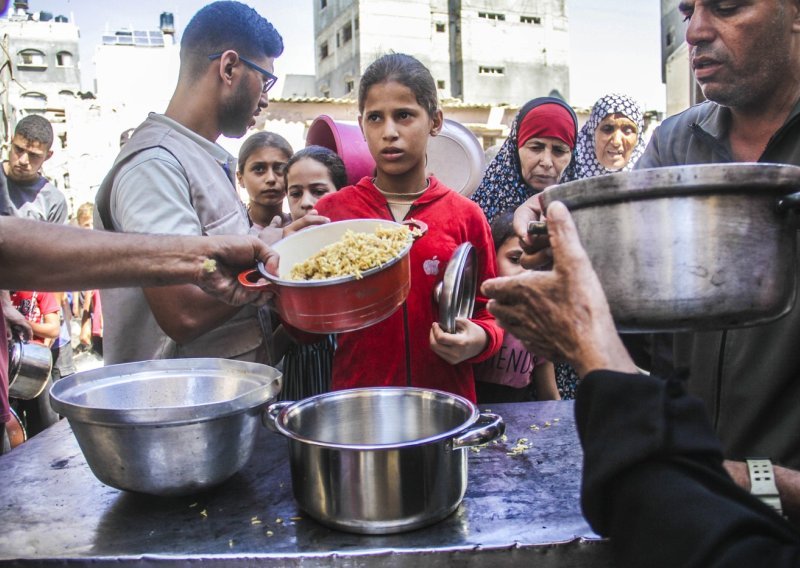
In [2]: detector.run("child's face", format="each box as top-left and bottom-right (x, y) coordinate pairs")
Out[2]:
(286, 157), (337, 219)
(236, 146), (289, 208)
(358, 80), (442, 183)
(497, 237), (525, 278)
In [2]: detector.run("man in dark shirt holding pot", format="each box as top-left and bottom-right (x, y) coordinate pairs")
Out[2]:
(634, 0), (800, 519)
(510, 0), (800, 524)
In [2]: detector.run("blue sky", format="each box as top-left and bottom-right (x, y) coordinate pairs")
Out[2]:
(7, 0), (668, 112)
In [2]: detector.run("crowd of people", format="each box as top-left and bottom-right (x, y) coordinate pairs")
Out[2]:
(3, 0), (800, 565)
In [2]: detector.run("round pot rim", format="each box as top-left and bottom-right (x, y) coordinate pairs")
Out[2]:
(275, 386), (479, 450)
(261, 219), (414, 287)
(541, 163), (800, 210)
(49, 358), (282, 426)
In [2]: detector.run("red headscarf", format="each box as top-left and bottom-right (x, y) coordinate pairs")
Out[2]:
(517, 103), (577, 150)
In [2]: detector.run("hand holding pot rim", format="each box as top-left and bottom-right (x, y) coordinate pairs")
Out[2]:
(483, 201), (637, 377)
(513, 193), (552, 270)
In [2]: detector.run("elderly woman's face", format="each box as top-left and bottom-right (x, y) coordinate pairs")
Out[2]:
(594, 113), (639, 171)
(518, 137), (572, 191)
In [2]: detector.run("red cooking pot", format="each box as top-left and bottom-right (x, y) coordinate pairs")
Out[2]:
(239, 219), (426, 334)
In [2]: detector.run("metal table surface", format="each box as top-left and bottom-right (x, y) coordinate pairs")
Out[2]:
(0, 401), (611, 567)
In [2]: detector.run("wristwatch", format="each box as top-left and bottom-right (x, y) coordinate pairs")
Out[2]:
(746, 458), (783, 516)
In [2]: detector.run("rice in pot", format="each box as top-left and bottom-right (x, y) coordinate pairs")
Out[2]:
(289, 225), (415, 281)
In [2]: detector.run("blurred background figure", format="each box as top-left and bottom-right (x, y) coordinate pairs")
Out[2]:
(237, 131), (293, 231)
(73, 203), (104, 372)
(562, 93), (645, 182)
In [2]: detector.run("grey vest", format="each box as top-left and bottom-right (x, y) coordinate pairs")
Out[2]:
(95, 115), (263, 364)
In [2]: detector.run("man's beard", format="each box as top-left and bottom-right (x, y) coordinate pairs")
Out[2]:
(219, 89), (254, 138)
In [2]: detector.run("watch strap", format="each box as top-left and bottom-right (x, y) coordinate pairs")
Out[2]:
(746, 458), (783, 516)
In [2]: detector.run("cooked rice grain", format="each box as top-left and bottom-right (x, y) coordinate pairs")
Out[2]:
(289, 225), (414, 280)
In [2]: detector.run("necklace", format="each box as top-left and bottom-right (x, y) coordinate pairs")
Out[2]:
(372, 178), (429, 202)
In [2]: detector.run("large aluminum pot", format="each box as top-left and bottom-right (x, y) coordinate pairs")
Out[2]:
(266, 387), (505, 534)
(538, 163), (800, 331)
(8, 338), (52, 400)
(49, 358), (282, 496)
(239, 219), (426, 334)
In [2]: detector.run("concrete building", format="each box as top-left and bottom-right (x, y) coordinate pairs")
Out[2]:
(313, 0), (570, 105)
(0, 0), (82, 205)
(660, 0), (703, 117)
(60, 13), (181, 209)
(0, 0), (81, 128)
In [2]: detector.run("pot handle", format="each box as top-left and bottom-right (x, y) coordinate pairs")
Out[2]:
(450, 412), (505, 450)
(777, 191), (800, 212)
(403, 218), (428, 239)
(527, 220), (549, 236)
(238, 268), (274, 291)
(263, 401), (293, 431)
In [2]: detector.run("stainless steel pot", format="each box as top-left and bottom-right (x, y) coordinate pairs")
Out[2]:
(8, 338), (52, 400)
(266, 387), (505, 534)
(537, 163), (800, 331)
(49, 358), (282, 496)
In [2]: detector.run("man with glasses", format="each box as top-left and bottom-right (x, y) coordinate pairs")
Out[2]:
(93, 1), (291, 367)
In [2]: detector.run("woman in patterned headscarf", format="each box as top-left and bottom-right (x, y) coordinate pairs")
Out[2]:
(562, 93), (646, 182)
(471, 97), (578, 223)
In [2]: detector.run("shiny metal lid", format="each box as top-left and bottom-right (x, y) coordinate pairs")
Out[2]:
(435, 242), (477, 334)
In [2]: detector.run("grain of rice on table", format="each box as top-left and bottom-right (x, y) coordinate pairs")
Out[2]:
(289, 225), (415, 281)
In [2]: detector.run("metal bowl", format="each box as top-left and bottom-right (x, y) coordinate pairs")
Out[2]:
(49, 358), (282, 496)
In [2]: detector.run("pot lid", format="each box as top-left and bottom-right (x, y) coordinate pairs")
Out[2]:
(49, 358), (282, 425)
(541, 163), (800, 210)
(426, 119), (486, 197)
(436, 242), (477, 333)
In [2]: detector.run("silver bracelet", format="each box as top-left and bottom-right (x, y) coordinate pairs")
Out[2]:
(746, 458), (783, 516)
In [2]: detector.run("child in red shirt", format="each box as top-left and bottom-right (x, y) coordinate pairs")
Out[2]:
(10, 290), (60, 346)
(312, 54), (502, 402)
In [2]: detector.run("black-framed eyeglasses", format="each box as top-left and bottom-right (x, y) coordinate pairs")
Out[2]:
(208, 53), (278, 94)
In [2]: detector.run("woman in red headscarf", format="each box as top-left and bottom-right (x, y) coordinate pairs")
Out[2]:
(471, 97), (578, 223)
(471, 97), (580, 402)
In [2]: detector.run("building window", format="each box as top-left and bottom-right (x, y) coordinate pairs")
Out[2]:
(56, 51), (73, 67)
(336, 32), (340, 47)
(355, 16), (359, 30)
(342, 22), (353, 44)
(320, 0), (327, 8)
(18, 49), (46, 68)
(478, 66), (505, 76)
(345, 79), (354, 93)
(520, 15), (541, 24)
(319, 41), (329, 60)
(478, 12), (505, 21)
(21, 91), (47, 106)
(437, 80), (446, 89)
(435, 22), (446, 32)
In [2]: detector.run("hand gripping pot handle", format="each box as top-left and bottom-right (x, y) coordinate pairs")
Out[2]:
(450, 412), (505, 450)
(263, 401), (293, 431)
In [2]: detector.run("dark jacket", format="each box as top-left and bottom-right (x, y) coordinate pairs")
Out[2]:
(313, 176), (503, 402)
(577, 369), (800, 568)
(636, 98), (800, 468)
